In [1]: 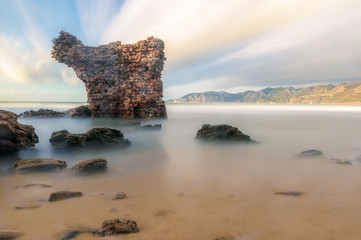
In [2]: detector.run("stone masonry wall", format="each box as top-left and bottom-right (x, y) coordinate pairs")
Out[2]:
(51, 31), (167, 118)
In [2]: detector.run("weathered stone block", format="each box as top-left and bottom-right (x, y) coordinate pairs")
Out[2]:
(51, 31), (167, 119)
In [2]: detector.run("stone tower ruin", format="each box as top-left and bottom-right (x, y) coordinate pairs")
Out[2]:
(51, 31), (167, 118)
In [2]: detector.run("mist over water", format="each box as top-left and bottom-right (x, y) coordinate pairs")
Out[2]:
(1, 103), (361, 239)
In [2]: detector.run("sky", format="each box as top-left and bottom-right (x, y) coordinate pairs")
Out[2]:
(0, 0), (360, 101)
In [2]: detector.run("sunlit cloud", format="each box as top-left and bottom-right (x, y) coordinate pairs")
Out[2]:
(102, 0), (360, 68)
(0, 1), (83, 88)
(62, 68), (80, 86)
(0, 35), (50, 84)
(0, 0), (360, 101)
(75, 0), (122, 45)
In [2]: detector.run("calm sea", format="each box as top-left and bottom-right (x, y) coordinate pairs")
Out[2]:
(2, 102), (361, 239)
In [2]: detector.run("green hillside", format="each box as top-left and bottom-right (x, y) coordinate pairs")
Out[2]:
(168, 82), (361, 104)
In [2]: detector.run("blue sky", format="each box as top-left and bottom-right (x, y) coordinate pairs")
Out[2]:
(0, 0), (360, 101)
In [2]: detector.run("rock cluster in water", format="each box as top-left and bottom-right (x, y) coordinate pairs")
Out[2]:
(51, 31), (167, 119)
(135, 124), (162, 131)
(196, 124), (257, 143)
(63, 105), (91, 118)
(49, 127), (131, 149)
(19, 106), (92, 118)
(19, 109), (65, 118)
(0, 110), (39, 153)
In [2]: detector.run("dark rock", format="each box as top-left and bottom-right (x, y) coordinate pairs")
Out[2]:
(49, 127), (131, 149)
(99, 219), (139, 236)
(13, 183), (52, 189)
(51, 31), (167, 119)
(14, 204), (41, 210)
(19, 109), (65, 118)
(49, 191), (83, 202)
(112, 190), (126, 200)
(0, 110), (39, 153)
(330, 159), (352, 165)
(60, 219), (139, 239)
(60, 228), (97, 240)
(274, 191), (303, 196)
(66, 158), (107, 174)
(213, 236), (234, 240)
(61, 230), (84, 240)
(63, 105), (91, 118)
(296, 149), (323, 158)
(195, 124), (257, 142)
(136, 124), (162, 130)
(119, 120), (141, 126)
(0, 230), (24, 240)
(12, 158), (67, 173)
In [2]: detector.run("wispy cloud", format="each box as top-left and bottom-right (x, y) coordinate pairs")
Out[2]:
(75, 0), (123, 45)
(0, 0), (82, 86)
(1, 0), (360, 101)
(102, 0), (360, 67)
(101, 0), (361, 98)
(0, 34), (54, 84)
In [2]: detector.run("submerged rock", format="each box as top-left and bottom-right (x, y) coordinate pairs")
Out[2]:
(99, 219), (139, 236)
(63, 105), (91, 118)
(59, 227), (98, 240)
(59, 219), (139, 239)
(49, 127), (131, 149)
(195, 124), (257, 143)
(330, 158), (352, 165)
(51, 31), (167, 119)
(19, 109), (65, 118)
(213, 236), (235, 240)
(296, 149), (323, 158)
(12, 158), (67, 173)
(60, 230), (84, 240)
(119, 120), (141, 126)
(14, 204), (41, 210)
(66, 158), (107, 174)
(274, 191), (303, 196)
(0, 230), (24, 240)
(49, 191), (83, 202)
(112, 190), (127, 200)
(136, 124), (162, 130)
(0, 110), (39, 153)
(13, 183), (52, 189)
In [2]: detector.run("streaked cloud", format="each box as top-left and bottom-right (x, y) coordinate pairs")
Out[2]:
(0, 0), (360, 101)
(0, 0), (84, 100)
(101, 0), (361, 98)
(75, 0), (123, 45)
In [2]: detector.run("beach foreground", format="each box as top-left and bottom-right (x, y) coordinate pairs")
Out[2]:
(1, 104), (361, 239)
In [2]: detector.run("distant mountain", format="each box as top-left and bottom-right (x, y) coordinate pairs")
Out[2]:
(167, 82), (361, 104)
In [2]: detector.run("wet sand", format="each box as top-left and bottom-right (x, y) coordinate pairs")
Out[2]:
(2, 147), (361, 240)
(1, 104), (361, 239)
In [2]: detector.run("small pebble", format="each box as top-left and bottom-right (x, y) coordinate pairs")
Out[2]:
(112, 190), (126, 200)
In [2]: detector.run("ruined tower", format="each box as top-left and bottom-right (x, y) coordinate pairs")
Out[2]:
(51, 31), (167, 118)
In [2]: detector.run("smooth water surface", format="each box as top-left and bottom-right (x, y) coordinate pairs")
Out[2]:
(1, 103), (361, 240)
